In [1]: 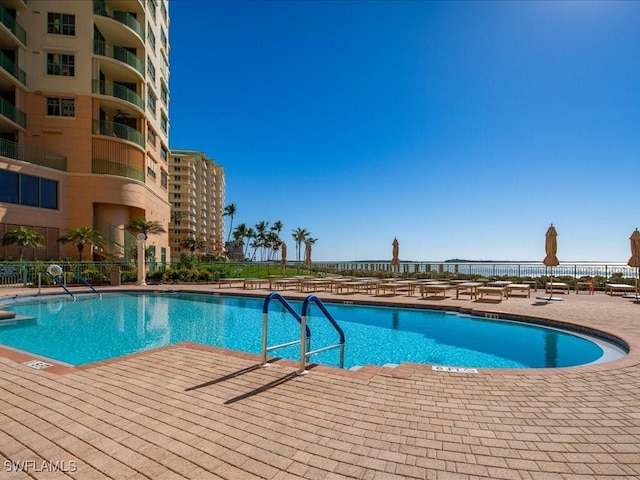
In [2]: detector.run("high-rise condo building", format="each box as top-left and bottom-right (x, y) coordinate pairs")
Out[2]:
(169, 150), (225, 259)
(0, 0), (171, 262)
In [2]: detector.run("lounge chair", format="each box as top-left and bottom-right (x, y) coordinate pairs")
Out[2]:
(477, 286), (506, 300)
(605, 283), (636, 296)
(506, 284), (531, 298)
(419, 283), (457, 298)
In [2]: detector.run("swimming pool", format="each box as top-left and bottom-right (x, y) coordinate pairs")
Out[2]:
(0, 292), (627, 369)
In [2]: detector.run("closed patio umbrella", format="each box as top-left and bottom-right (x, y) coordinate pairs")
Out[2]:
(280, 241), (287, 267)
(280, 241), (287, 275)
(542, 224), (561, 301)
(304, 239), (312, 269)
(627, 229), (640, 299)
(391, 237), (400, 273)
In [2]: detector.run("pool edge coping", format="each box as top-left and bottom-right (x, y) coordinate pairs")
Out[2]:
(1, 287), (638, 378)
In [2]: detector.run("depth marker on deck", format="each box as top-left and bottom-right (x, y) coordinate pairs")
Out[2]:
(22, 360), (52, 370)
(433, 366), (479, 374)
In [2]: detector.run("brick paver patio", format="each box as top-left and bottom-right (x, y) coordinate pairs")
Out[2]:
(0, 284), (639, 479)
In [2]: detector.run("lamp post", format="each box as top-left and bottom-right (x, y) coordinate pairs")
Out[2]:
(136, 233), (146, 286)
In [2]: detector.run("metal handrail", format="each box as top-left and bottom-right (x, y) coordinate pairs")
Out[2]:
(71, 272), (101, 298)
(41, 272), (75, 300)
(299, 295), (345, 374)
(261, 292), (310, 367)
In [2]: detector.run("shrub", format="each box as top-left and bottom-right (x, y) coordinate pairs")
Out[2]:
(146, 270), (164, 283)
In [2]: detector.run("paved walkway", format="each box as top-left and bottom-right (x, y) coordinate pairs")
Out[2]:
(0, 284), (639, 479)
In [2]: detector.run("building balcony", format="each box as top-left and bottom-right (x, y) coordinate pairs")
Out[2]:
(93, 39), (144, 77)
(93, 0), (144, 41)
(0, 96), (25, 128)
(0, 6), (26, 45)
(92, 157), (145, 183)
(92, 80), (144, 111)
(0, 138), (67, 171)
(93, 119), (145, 148)
(0, 50), (25, 85)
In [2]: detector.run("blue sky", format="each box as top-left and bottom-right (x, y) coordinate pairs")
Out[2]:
(168, 1), (640, 262)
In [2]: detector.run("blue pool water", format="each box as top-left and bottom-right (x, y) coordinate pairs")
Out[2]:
(0, 293), (625, 369)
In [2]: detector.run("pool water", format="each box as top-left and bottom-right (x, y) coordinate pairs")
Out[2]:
(0, 292), (624, 369)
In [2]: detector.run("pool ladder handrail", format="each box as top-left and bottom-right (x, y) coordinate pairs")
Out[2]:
(42, 272), (76, 301)
(70, 271), (101, 298)
(298, 295), (345, 375)
(261, 292), (311, 368)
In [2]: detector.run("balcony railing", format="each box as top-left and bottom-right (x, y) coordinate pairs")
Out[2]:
(0, 6), (26, 45)
(0, 50), (26, 85)
(93, 119), (145, 148)
(92, 80), (144, 110)
(93, 0), (144, 40)
(92, 157), (145, 183)
(0, 96), (25, 128)
(0, 138), (66, 171)
(114, 10), (144, 39)
(93, 39), (144, 77)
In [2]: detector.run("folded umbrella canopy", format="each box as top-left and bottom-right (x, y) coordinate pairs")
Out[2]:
(280, 241), (287, 267)
(542, 224), (561, 301)
(627, 229), (640, 299)
(304, 239), (312, 269)
(391, 238), (400, 272)
(543, 224), (559, 268)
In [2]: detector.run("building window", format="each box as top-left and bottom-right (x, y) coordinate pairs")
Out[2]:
(47, 98), (75, 117)
(160, 28), (167, 50)
(161, 2), (168, 22)
(0, 170), (58, 209)
(174, 175), (181, 181)
(0, 170), (18, 203)
(147, 127), (157, 147)
(40, 178), (58, 209)
(149, 0), (157, 19)
(147, 56), (156, 82)
(48, 13), (75, 35)
(147, 92), (156, 116)
(160, 83), (168, 106)
(160, 114), (168, 133)
(161, 146), (168, 163)
(47, 53), (75, 76)
(160, 171), (168, 189)
(147, 23), (156, 50)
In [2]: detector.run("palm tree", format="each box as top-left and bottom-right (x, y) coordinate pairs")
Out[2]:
(181, 236), (206, 259)
(244, 227), (256, 260)
(224, 203), (236, 243)
(125, 217), (166, 240)
(271, 220), (283, 237)
(57, 227), (106, 261)
(232, 223), (249, 260)
(2, 226), (44, 261)
(266, 231), (282, 261)
(292, 227), (310, 263)
(255, 221), (268, 260)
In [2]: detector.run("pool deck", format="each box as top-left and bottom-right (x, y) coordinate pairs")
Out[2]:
(1, 283), (640, 479)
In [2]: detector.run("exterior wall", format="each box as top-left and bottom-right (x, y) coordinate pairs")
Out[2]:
(0, 0), (172, 261)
